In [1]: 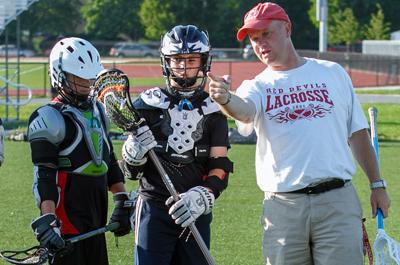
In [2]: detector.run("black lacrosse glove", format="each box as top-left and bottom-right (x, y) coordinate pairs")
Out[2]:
(31, 213), (65, 251)
(109, 192), (136, 237)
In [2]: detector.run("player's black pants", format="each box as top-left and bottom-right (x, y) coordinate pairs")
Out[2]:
(134, 196), (212, 265)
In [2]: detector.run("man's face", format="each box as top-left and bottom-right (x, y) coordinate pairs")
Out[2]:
(248, 20), (291, 69)
(64, 73), (95, 97)
(168, 54), (202, 87)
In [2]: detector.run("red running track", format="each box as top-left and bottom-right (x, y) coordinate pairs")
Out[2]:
(4, 61), (400, 96)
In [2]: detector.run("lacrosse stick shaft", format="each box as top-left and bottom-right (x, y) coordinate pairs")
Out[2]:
(368, 107), (384, 230)
(67, 222), (119, 244)
(368, 107), (379, 164)
(148, 150), (216, 265)
(95, 69), (216, 264)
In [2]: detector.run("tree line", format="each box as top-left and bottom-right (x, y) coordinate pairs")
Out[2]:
(3, 0), (398, 53)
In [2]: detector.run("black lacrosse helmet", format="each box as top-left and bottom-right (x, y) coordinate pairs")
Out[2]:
(160, 25), (212, 100)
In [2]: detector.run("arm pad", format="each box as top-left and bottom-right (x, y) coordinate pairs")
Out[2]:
(204, 157), (233, 198)
(35, 166), (59, 206)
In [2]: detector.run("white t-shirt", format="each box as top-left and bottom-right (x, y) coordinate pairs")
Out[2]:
(236, 58), (368, 192)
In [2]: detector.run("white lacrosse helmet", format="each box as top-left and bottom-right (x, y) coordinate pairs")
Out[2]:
(49, 37), (104, 106)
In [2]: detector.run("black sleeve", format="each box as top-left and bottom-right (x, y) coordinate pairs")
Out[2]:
(207, 112), (230, 148)
(36, 166), (59, 205)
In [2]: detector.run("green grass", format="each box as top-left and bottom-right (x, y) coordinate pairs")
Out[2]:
(0, 63), (164, 92)
(355, 89), (400, 95)
(0, 63), (49, 89)
(1, 100), (399, 264)
(361, 104), (400, 141)
(129, 77), (164, 87)
(0, 102), (399, 264)
(0, 141), (399, 265)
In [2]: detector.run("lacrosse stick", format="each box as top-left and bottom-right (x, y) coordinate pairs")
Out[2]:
(369, 107), (400, 265)
(0, 222), (119, 265)
(95, 68), (216, 265)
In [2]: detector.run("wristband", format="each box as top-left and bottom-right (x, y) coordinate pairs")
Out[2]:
(370, 179), (386, 190)
(220, 92), (231, 106)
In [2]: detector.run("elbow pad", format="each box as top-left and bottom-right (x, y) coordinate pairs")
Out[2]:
(33, 166), (59, 208)
(204, 157), (234, 198)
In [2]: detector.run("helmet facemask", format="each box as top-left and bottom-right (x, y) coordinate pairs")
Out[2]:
(162, 53), (210, 99)
(56, 71), (96, 109)
(49, 37), (104, 109)
(160, 25), (212, 100)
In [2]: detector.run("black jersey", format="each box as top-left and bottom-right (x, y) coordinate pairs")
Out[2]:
(128, 88), (229, 203)
(28, 98), (124, 235)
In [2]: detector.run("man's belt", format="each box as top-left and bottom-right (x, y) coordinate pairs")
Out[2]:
(288, 178), (350, 195)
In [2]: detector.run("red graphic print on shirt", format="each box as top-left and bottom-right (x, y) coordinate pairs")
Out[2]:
(265, 82), (334, 123)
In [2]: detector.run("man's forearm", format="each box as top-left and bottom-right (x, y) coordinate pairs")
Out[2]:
(349, 129), (381, 183)
(218, 93), (256, 123)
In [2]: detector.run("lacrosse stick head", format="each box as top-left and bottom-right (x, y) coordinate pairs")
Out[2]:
(373, 229), (400, 265)
(0, 246), (48, 265)
(95, 68), (140, 132)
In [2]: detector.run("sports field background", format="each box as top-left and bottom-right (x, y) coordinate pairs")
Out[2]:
(0, 102), (399, 264)
(2, 59), (400, 98)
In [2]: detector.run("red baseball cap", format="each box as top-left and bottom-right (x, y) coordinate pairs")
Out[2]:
(237, 2), (291, 41)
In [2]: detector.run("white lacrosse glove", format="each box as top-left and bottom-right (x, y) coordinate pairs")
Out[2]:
(122, 125), (157, 166)
(166, 186), (215, 228)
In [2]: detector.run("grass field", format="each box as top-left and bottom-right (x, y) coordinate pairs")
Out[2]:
(355, 89), (400, 95)
(0, 101), (399, 264)
(1, 141), (399, 265)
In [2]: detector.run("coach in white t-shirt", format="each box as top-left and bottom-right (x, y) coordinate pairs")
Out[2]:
(208, 2), (390, 265)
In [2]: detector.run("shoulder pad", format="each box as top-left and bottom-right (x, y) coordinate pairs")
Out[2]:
(28, 105), (66, 145)
(201, 97), (221, 115)
(96, 101), (110, 133)
(140, 87), (170, 109)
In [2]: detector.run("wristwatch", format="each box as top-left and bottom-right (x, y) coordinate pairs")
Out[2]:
(370, 179), (387, 190)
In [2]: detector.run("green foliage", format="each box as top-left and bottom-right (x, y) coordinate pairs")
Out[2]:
(275, 0), (318, 49)
(6, 0), (82, 49)
(364, 3), (391, 40)
(81, 0), (143, 40)
(20, 0), (82, 37)
(139, 0), (176, 40)
(4, 0), (400, 50)
(329, 8), (361, 48)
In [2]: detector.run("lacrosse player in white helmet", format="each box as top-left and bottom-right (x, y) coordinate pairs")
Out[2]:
(27, 37), (132, 265)
(208, 2), (390, 265)
(120, 25), (233, 265)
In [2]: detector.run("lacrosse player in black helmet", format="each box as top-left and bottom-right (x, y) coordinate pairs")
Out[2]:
(27, 37), (133, 265)
(120, 25), (233, 265)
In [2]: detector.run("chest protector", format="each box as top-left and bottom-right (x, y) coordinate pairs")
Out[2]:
(29, 101), (111, 176)
(139, 87), (220, 164)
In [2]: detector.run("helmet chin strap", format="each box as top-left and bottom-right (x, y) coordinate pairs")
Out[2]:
(57, 72), (92, 109)
(174, 76), (197, 88)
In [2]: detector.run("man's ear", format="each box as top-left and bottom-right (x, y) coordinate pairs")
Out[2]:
(284, 21), (292, 37)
